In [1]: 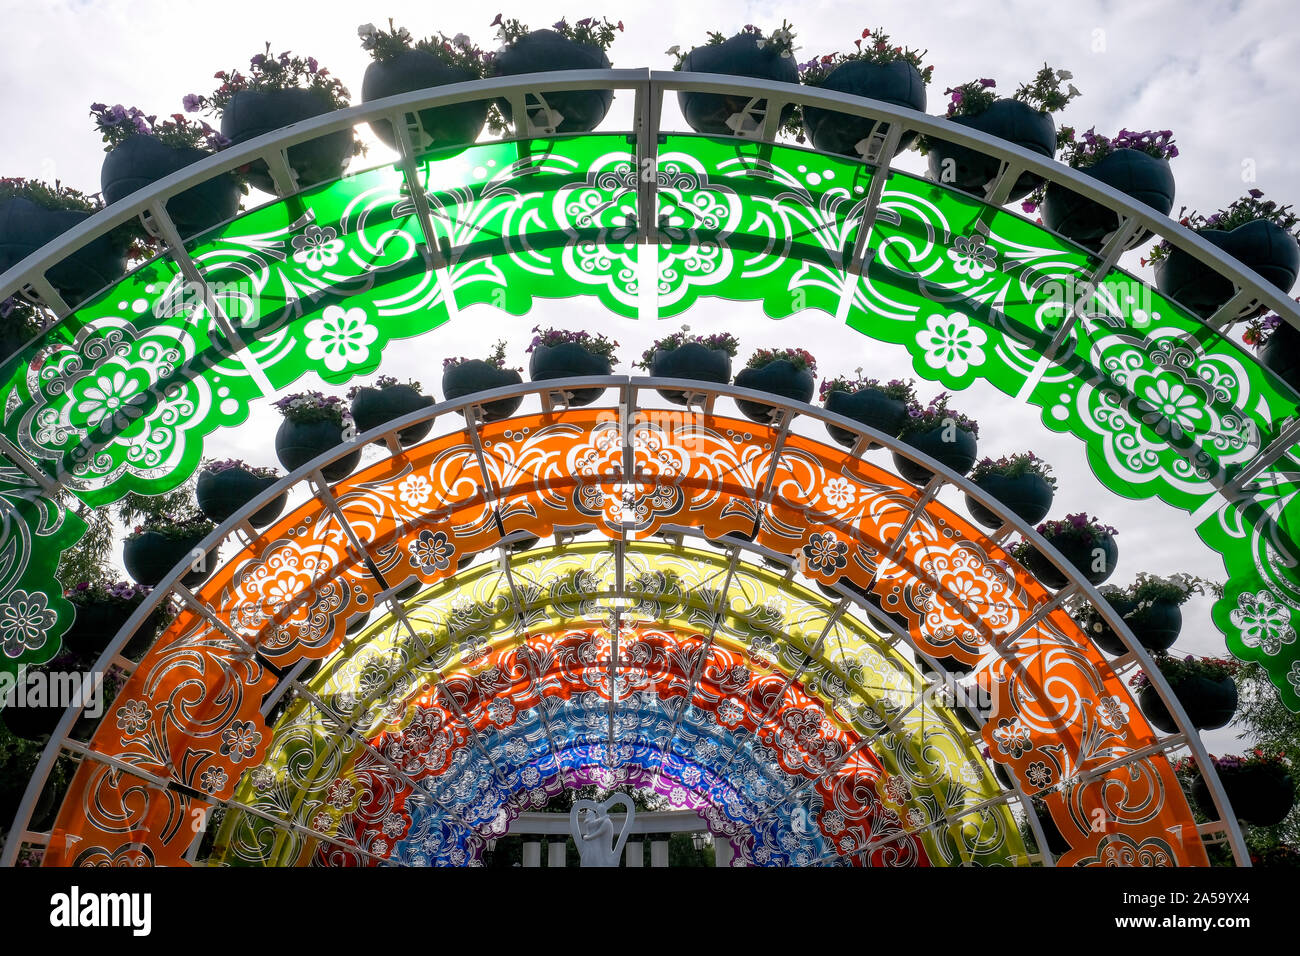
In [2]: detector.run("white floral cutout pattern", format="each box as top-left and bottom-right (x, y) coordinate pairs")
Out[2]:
(916, 311), (988, 377)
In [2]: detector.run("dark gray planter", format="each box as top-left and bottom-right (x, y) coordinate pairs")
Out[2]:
(892, 425), (978, 484)
(1077, 593), (1138, 656)
(647, 343), (732, 404)
(197, 466), (286, 527)
(965, 472), (1054, 529)
(1138, 673), (1236, 733)
(528, 342), (613, 406)
(1193, 763), (1295, 827)
(1040, 149), (1174, 253)
(926, 99), (1056, 202)
(1024, 531), (1118, 588)
(492, 30), (614, 134)
(350, 384), (434, 445)
(802, 59), (926, 157)
(823, 387), (909, 449)
(101, 134), (241, 237)
(275, 417), (362, 481)
(362, 51), (488, 151)
(220, 89), (354, 193)
(123, 530), (212, 588)
(442, 361), (524, 421)
(1261, 320), (1300, 394)
(678, 32), (799, 136)
(732, 360), (814, 423)
(0, 198), (126, 305)
(1155, 220), (1299, 320)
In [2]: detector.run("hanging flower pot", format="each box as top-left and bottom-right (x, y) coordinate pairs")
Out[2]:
(1244, 309), (1300, 394)
(891, 392), (979, 484)
(1015, 513), (1118, 589)
(819, 375), (915, 449)
(196, 459), (286, 527)
(800, 29), (932, 158)
(526, 327), (618, 406)
(60, 580), (157, 659)
(221, 88), (356, 193)
(1031, 798), (1073, 856)
(489, 17), (623, 135)
(273, 391), (361, 481)
(348, 376), (435, 445)
(1074, 588), (1138, 656)
(1134, 654), (1238, 733)
(1, 672), (68, 741)
(92, 105), (241, 237)
(733, 347), (817, 423)
(0, 188), (127, 306)
(358, 23), (491, 151)
(185, 45), (361, 194)
(1034, 132), (1177, 252)
(123, 513), (215, 588)
(1147, 191), (1300, 320)
(635, 328), (738, 404)
(1259, 317), (1299, 392)
(345, 610), (371, 635)
(922, 68), (1079, 202)
(1190, 754), (1295, 827)
(674, 24), (799, 137)
(964, 452), (1056, 529)
(443, 340), (526, 420)
(443, 361), (525, 419)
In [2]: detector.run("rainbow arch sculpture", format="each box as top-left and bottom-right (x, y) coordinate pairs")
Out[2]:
(1, 69), (1297, 867)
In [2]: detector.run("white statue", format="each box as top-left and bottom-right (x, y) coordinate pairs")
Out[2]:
(570, 793), (635, 867)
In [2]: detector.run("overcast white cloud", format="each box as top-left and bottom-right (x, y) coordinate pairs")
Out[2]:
(3, 0), (1297, 748)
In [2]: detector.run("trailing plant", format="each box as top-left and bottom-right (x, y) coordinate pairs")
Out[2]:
(797, 26), (933, 87)
(1012, 64), (1082, 114)
(358, 19), (493, 75)
(199, 457), (280, 479)
(1144, 190), (1300, 265)
(89, 103), (229, 152)
(272, 390), (350, 426)
(185, 44), (352, 113)
(0, 176), (100, 213)
(969, 451), (1057, 488)
(63, 580), (150, 606)
(1074, 584), (1130, 626)
(744, 346), (817, 374)
(527, 326), (620, 363)
(1021, 126), (1177, 213)
(1127, 571), (1209, 608)
(1131, 652), (1240, 690)
(898, 391), (979, 438)
(346, 374), (423, 399)
(490, 13), (624, 52)
(634, 326), (740, 369)
(1242, 304), (1299, 351)
(818, 371), (916, 404)
(666, 21), (797, 69)
(126, 510), (214, 542)
(443, 339), (522, 372)
(941, 78), (999, 120)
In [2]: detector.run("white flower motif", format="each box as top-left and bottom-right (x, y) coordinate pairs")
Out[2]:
(398, 475), (432, 509)
(822, 476), (856, 510)
(1289, 662), (1300, 696)
(1096, 695), (1130, 730)
(947, 234), (998, 280)
(916, 312), (987, 377)
(291, 225), (344, 272)
(1137, 379), (1204, 439)
(74, 370), (148, 430)
(0, 590), (55, 658)
(304, 305), (379, 373)
(1230, 589), (1296, 656)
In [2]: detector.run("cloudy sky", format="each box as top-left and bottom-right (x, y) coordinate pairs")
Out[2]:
(3, 0), (1298, 748)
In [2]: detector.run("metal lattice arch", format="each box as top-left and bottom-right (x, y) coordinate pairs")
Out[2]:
(1, 69), (1298, 867)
